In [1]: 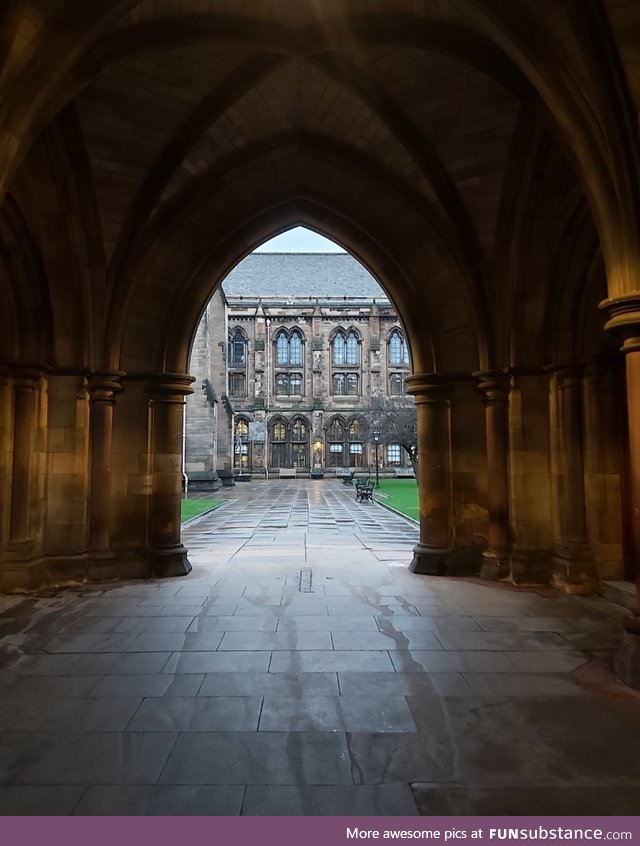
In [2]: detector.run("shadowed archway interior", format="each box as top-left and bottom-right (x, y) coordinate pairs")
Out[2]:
(1, 0), (640, 687)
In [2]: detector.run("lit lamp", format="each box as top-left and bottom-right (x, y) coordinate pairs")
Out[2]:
(313, 440), (323, 466)
(373, 429), (380, 488)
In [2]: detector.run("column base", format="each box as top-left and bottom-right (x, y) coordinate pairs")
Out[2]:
(480, 549), (510, 581)
(551, 547), (598, 594)
(0, 560), (48, 593)
(614, 621), (640, 690)
(86, 550), (119, 583)
(410, 543), (452, 576)
(149, 544), (192, 577)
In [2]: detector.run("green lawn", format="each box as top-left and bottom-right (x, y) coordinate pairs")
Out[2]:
(375, 478), (419, 521)
(180, 497), (224, 523)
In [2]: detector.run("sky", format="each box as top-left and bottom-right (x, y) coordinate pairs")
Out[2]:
(253, 226), (346, 253)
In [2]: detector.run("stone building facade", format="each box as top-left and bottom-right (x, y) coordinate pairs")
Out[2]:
(185, 254), (413, 482)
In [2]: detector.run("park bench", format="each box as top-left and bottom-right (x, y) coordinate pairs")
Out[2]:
(278, 468), (297, 479)
(355, 482), (374, 502)
(341, 471), (355, 486)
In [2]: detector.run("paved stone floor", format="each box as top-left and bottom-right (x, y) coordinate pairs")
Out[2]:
(1, 479), (639, 816)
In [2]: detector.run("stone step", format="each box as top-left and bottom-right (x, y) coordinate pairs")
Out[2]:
(601, 580), (636, 611)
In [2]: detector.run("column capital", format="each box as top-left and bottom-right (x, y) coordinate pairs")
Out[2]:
(473, 370), (509, 402)
(147, 372), (195, 402)
(88, 370), (125, 403)
(600, 293), (640, 353)
(10, 364), (42, 389)
(550, 363), (584, 388)
(404, 373), (448, 402)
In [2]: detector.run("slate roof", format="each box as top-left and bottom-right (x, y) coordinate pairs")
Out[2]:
(222, 253), (386, 299)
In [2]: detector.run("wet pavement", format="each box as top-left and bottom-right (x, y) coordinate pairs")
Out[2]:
(0, 479), (639, 815)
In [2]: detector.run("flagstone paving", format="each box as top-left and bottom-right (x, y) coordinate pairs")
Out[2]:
(0, 479), (639, 816)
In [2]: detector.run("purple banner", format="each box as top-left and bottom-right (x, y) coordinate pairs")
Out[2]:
(2, 817), (639, 846)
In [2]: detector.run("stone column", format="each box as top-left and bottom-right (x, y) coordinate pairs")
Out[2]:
(551, 365), (597, 593)
(148, 373), (194, 577)
(87, 371), (123, 578)
(8, 367), (40, 550)
(475, 371), (510, 580)
(600, 294), (640, 689)
(406, 374), (453, 575)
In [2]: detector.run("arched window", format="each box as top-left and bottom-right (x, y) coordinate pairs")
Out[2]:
(348, 418), (364, 468)
(333, 334), (345, 365)
(234, 418), (250, 469)
(272, 421), (286, 441)
(269, 417), (310, 468)
(276, 332), (289, 365)
(327, 418), (346, 467)
(331, 329), (360, 396)
(346, 331), (359, 365)
(289, 331), (302, 366)
(388, 329), (409, 366)
(229, 328), (246, 365)
(228, 327), (247, 397)
(291, 417), (308, 467)
(274, 329), (304, 398)
(270, 418), (287, 468)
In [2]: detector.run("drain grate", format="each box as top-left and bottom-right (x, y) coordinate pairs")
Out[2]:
(298, 568), (313, 593)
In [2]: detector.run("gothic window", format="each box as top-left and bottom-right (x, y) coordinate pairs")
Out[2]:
(389, 373), (405, 396)
(229, 372), (246, 397)
(276, 332), (289, 365)
(275, 373), (302, 396)
(229, 328), (246, 365)
(387, 444), (402, 466)
(388, 329), (409, 366)
(291, 417), (308, 468)
(327, 418), (346, 467)
(234, 418), (250, 469)
(331, 329), (360, 396)
(289, 331), (302, 366)
(274, 329), (305, 398)
(346, 331), (359, 365)
(269, 416), (310, 468)
(332, 372), (359, 396)
(348, 419), (364, 468)
(270, 418), (287, 468)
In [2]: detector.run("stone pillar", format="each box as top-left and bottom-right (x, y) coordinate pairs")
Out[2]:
(7, 367), (40, 550)
(87, 371), (123, 578)
(583, 359), (624, 580)
(475, 371), (510, 580)
(0, 366), (12, 551)
(406, 374), (453, 575)
(600, 294), (640, 688)
(148, 373), (194, 577)
(550, 366), (597, 593)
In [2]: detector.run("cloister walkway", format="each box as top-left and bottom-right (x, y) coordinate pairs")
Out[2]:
(0, 480), (639, 815)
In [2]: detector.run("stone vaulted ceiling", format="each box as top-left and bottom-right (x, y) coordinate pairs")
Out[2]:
(0, 0), (639, 374)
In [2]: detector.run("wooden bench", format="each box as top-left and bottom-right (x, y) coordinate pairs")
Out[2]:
(341, 471), (355, 486)
(394, 468), (415, 478)
(355, 483), (374, 502)
(278, 468), (297, 479)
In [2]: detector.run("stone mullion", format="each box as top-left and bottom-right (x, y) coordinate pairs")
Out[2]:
(406, 374), (453, 575)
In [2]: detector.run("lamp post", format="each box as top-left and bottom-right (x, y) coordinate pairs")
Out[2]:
(373, 429), (380, 488)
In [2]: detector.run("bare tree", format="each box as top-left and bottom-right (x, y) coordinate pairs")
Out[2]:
(370, 396), (417, 472)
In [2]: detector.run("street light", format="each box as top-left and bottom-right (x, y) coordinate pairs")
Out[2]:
(373, 429), (380, 488)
